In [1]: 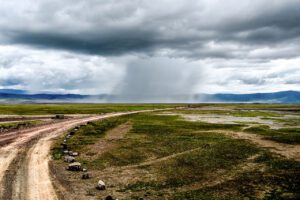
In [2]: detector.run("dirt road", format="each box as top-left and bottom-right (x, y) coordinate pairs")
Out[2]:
(0, 110), (153, 200)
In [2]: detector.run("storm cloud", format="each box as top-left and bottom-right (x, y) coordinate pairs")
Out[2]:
(1, 0), (300, 59)
(0, 0), (299, 101)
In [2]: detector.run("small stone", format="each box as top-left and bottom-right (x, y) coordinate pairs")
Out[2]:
(82, 168), (87, 172)
(63, 150), (69, 154)
(68, 162), (81, 171)
(61, 143), (67, 149)
(64, 156), (75, 163)
(82, 172), (90, 179)
(70, 131), (75, 135)
(71, 152), (79, 156)
(96, 180), (106, 190)
(105, 196), (113, 200)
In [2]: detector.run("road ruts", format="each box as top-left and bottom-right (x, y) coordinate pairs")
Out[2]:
(0, 110), (160, 200)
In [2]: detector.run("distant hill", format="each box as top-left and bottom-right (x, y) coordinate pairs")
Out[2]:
(0, 90), (299, 103)
(198, 91), (300, 104)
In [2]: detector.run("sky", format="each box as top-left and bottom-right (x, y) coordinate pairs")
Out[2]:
(0, 0), (299, 101)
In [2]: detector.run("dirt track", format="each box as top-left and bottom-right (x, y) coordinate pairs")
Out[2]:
(0, 111), (152, 200)
(221, 130), (300, 161)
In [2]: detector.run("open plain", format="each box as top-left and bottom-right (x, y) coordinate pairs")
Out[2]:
(0, 104), (299, 200)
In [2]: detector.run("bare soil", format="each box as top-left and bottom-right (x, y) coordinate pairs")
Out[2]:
(159, 113), (290, 129)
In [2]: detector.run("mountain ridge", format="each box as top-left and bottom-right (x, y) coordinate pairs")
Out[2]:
(0, 90), (299, 103)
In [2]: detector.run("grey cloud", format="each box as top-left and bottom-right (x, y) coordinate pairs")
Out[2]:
(0, 0), (299, 98)
(239, 77), (266, 85)
(0, 78), (23, 87)
(1, 0), (300, 60)
(7, 30), (157, 55)
(0, 46), (123, 94)
(113, 57), (203, 102)
(285, 79), (300, 84)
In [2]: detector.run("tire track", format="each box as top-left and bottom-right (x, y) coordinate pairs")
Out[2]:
(24, 112), (153, 200)
(219, 130), (300, 161)
(0, 109), (160, 200)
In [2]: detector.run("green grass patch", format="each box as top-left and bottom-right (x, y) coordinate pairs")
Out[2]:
(88, 114), (245, 168)
(66, 117), (127, 151)
(0, 120), (44, 129)
(54, 113), (245, 169)
(173, 152), (300, 199)
(51, 116), (128, 160)
(244, 126), (300, 144)
(0, 104), (179, 115)
(121, 138), (259, 192)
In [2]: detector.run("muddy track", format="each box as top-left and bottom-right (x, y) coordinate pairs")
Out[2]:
(0, 110), (158, 200)
(0, 117), (92, 200)
(2, 137), (38, 200)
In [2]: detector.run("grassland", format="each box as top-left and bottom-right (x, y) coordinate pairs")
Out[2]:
(0, 120), (45, 130)
(173, 152), (300, 200)
(1, 103), (299, 115)
(51, 105), (300, 199)
(77, 114), (245, 168)
(244, 126), (300, 144)
(0, 103), (180, 115)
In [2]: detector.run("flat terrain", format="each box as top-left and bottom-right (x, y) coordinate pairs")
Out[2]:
(0, 107), (164, 200)
(0, 104), (179, 115)
(0, 104), (299, 199)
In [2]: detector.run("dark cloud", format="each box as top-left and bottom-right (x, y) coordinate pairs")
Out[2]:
(0, 0), (299, 98)
(1, 0), (300, 59)
(6, 30), (157, 55)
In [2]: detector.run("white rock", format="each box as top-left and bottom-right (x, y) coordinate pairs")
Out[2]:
(97, 180), (106, 190)
(71, 152), (79, 156)
(68, 162), (81, 171)
(64, 156), (75, 163)
(63, 150), (69, 154)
